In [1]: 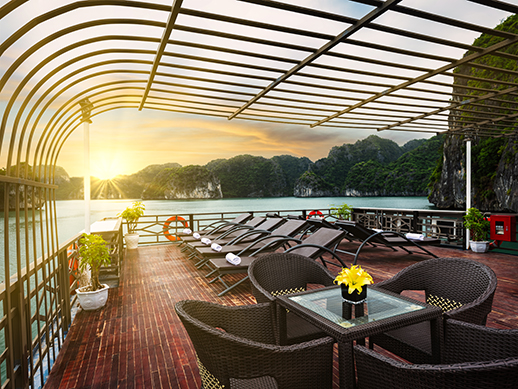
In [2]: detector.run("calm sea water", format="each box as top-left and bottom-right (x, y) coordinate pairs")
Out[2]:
(1, 197), (435, 280)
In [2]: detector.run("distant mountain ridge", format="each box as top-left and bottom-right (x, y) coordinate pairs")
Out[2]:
(50, 135), (441, 200)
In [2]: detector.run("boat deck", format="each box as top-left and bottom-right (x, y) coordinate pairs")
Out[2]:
(45, 240), (518, 388)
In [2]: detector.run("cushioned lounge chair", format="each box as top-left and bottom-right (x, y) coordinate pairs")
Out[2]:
(182, 216), (267, 253)
(190, 219), (310, 268)
(206, 227), (346, 296)
(175, 300), (334, 389)
(178, 212), (253, 247)
(334, 220), (440, 263)
(249, 252), (336, 345)
(186, 215), (285, 250)
(355, 319), (518, 389)
(369, 257), (497, 364)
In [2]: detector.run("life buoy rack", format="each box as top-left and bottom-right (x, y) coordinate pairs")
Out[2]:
(307, 210), (324, 219)
(163, 216), (189, 241)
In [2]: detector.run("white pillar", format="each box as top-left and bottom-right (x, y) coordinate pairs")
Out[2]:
(84, 121), (90, 234)
(466, 138), (471, 249)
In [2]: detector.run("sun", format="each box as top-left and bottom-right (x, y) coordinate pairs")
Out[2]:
(91, 158), (123, 180)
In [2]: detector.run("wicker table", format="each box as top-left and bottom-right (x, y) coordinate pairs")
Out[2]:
(276, 285), (443, 389)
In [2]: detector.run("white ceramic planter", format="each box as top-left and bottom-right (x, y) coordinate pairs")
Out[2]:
(470, 241), (490, 253)
(125, 233), (140, 249)
(76, 284), (109, 310)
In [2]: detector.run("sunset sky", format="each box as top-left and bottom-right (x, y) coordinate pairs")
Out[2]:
(1, 0), (514, 180)
(60, 107), (431, 179)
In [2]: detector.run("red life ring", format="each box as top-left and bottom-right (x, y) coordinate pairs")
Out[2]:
(307, 210), (324, 219)
(163, 216), (189, 241)
(68, 243), (78, 286)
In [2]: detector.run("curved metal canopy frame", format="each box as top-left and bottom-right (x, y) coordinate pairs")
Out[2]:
(2, 0), (518, 185)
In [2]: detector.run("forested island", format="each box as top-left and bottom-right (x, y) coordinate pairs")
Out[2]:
(49, 134), (443, 201)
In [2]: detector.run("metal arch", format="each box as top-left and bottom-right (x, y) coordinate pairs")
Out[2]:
(2, 0), (518, 162)
(227, 0), (403, 120)
(355, 0), (518, 39)
(12, 66), (149, 180)
(0, 17), (166, 154)
(0, 0), (170, 55)
(51, 99), (144, 172)
(10, 51), (155, 178)
(312, 34), (518, 128)
(377, 86), (518, 132)
(139, 0), (183, 110)
(52, 103), (142, 171)
(238, 0), (482, 52)
(468, 0), (518, 13)
(0, 0), (517, 179)
(33, 81), (147, 178)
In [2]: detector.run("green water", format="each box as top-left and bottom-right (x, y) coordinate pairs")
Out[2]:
(1, 196), (435, 281)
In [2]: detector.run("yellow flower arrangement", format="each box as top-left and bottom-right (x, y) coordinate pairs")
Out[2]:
(334, 265), (373, 295)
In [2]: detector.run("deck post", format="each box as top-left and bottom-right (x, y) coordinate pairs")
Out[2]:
(466, 138), (472, 250)
(59, 247), (72, 330)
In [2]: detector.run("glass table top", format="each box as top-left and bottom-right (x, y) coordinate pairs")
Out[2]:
(288, 287), (425, 329)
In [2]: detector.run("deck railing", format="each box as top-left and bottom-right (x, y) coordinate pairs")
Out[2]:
(0, 212), (123, 389)
(127, 207), (466, 247)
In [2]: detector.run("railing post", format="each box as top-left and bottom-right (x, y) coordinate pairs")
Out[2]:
(119, 221), (124, 261)
(189, 214), (194, 231)
(59, 248), (72, 330)
(412, 211), (419, 232)
(11, 280), (28, 388)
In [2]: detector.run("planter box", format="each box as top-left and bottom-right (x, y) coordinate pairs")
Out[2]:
(76, 284), (109, 310)
(125, 233), (140, 249)
(470, 241), (489, 253)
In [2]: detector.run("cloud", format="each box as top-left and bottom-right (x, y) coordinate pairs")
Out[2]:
(55, 107), (425, 177)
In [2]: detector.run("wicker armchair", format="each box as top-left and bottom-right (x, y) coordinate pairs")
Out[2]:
(175, 300), (334, 389)
(248, 252), (336, 344)
(355, 319), (518, 389)
(370, 257), (497, 363)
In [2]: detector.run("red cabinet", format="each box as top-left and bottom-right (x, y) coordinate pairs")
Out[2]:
(490, 214), (517, 244)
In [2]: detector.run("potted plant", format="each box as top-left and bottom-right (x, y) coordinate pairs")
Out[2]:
(330, 203), (353, 220)
(76, 233), (111, 310)
(463, 207), (491, 253)
(334, 264), (373, 304)
(119, 201), (145, 249)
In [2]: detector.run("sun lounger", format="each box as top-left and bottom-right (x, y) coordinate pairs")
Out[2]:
(182, 216), (268, 252)
(178, 212), (253, 247)
(190, 219), (309, 268)
(334, 221), (440, 263)
(186, 215), (285, 249)
(205, 227), (346, 296)
(180, 214), (261, 252)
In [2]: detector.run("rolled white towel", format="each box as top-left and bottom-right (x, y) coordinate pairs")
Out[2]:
(225, 253), (241, 265)
(193, 232), (201, 240)
(211, 243), (222, 252)
(183, 228), (192, 235)
(201, 237), (211, 245)
(406, 233), (425, 240)
(373, 228), (383, 233)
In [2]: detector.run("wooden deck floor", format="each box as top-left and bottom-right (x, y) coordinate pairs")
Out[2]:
(45, 240), (518, 388)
